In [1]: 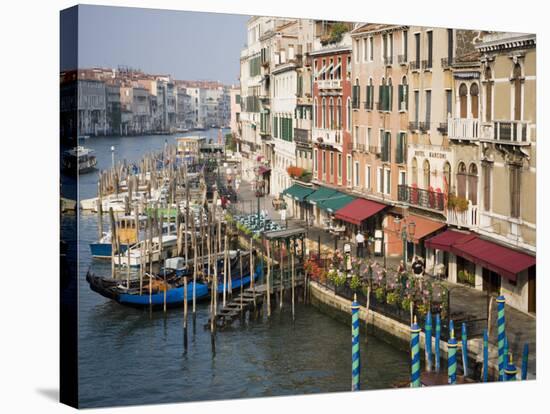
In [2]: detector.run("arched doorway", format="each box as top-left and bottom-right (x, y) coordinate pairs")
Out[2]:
(459, 83), (468, 118)
(468, 163), (478, 205)
(470, 83), (479, 119)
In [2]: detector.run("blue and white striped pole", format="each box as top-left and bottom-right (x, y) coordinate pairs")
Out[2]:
(351, 294), (360, 391)
(504, 354), (517, 381)
(425, 311), (433, 372)
(435, 314), (441, 372)
(496, 295), (506, 381)
(411, 316), (421, 387)
(449, 319), (454, 337)
(503, 336), (509, 380)
(448, 325), (457, 385)
(521, 343), (529, 380)
(482, 329), (489, 382)
(461, 322), (469, 377)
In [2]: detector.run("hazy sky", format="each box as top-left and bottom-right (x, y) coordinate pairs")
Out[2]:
(76, 5), (249, 85)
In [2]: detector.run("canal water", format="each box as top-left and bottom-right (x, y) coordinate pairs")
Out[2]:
(74, 131), (410, 408)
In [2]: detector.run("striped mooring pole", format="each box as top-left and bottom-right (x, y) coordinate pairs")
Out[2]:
(351, 294), (360, 391)
(521, 343), (529, 380)
(496, 295), (506, 381)
(449, 319), (454, 337)
(448, 322), (457, 385)
(410, 316), (421, 387)
(503, 336), (509, 379)
(425, 311), (433, 372)
(482, 329), (489, 382)
(461, 322), (469, 377)
(504, 354), (517, 381)
(435, 313), (441, 372)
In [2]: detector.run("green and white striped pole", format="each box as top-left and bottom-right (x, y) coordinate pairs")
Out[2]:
(410, 316), (421, 387)
(435, 314), (441, 372)
(504, 353), (517, 381)
(425, 311), (433, 372)
(497, 295), (506, 381)
(351, 294), (360, 391)
(503, 336), (509, 380)
(461, 322), (469, 377)
(521, 343), (529, 380)
(448, 323), (457, 385)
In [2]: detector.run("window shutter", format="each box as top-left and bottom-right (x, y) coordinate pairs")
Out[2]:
(398, 85), (403, 110)
(365, 86), (370, 109)
(378, 85), (383, 109)
(404, 85), (409, 110)
(388, 85), (392, 111)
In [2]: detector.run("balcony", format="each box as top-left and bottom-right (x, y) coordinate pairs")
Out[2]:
(441, 57), (452, 70)
(384, 56), (393, 67)
(481, 120), (533, 145)
(448, 117), (479, 141)
(447, 202), (478, 229)
(410, 60), (421, 72)
(295, 118), (312, 131)
(422, 60), (433, 71)
(318, 79), (342, 90)
(398, 54), (407, 65)
(419, 122), (430, 133)
(294, 128), (311, 145)
(347, 142), (367, 152)
(398, 185), (445, 212)
(437, 122), (448, 135)
(408, 121), (419, 132)
(313, 128), (343, 150)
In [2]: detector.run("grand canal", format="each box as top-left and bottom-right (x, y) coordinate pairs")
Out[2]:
(72, 130), (410, 408)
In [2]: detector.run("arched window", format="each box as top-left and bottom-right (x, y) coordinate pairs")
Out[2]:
(337, 97), (342, 129)
(513, 63), (523, 120)
(411, 158), (418, 185)
(457, 162), (467, 198)
(470, 83), (479, 119)
(484, 67), (492, 122)
(459, 83), (468, 118)
(313, 97), (318, 128)
(443, 162), (451, 194)
(329, 98), (334, 129)
(346, 97), (351, 131)
(423, 159), (431, 189)
(322, 97), (326, 129)
(468, 163), (478, 205)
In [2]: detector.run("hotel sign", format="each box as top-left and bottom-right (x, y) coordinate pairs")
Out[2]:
(414, 150), (448, 159)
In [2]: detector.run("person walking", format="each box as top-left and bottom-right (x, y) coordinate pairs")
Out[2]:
(355, 230), (365, 258)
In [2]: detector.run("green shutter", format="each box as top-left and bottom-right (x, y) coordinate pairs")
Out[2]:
(378, 85), (383, 109)
(366, 86), (371, 109)
(398, 85), (403, 110)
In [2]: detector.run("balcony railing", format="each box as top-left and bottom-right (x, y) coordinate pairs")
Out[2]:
(448, 117), (479, 141)
(398, 54), (407, 65)
(419, 121), (430, 133)
(384, 56), (393, 66)
(294, 128), (310, 145)
(410, 60), (421, 71)
(313, 128), (343, 148)
(437, 122), (448, 135)
(318, 79), (342, 90)
(397, 185), (445, 211)
(447, 202), (478, 229)
(422, 60), (433, 70)
(347, 142), (367, 152)
(481, 120), (532, 145)
(408, 121), (419, 132)
(368, 145), (381, 155)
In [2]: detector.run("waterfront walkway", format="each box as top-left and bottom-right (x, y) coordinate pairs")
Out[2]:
(235, 179), (536, 378)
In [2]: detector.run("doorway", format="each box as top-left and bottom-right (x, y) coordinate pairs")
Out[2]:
(482, 268), (501, 296)
(528, 266), (536, 314)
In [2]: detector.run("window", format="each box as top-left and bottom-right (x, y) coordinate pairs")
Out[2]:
(355, 39), (360, 63)
(381, 34), (386, 61)
(369, 37), (374, 61)
(414, 90), (420, 124)
(468, 163), (478, 205)
(447, 29), (453, 64)
(414, 33), (420, 64)
(366, 78), (374, 110)
(425, 90), (432, 126)
(363, 38), (368, 62)
(513, 63), (523, 120)
(457, 162), (467, 198)
(346, 155), (352, 186)
(366, 166), (371, 190)
(510, 164), (521, 218)
(485, 67), (493, 122)
(367, 127), (372, 147)
(403, 30), (408, 61)
(459, 83), (468, 119)
(354, 161), (360, 187)
(423, 160), (431, 189)
(381, 131), (391, 162)
(314, 98), (319, 127)
(322, 98), (326, 128)
(330, 152), (334, 179)
(398, 76), (408, 111)
(329, 98), (334, 129)
(395, 132), (406, 164)
(346, 97), (351, 131)
(482, 161), (492, 211)
(470, 83), (479, 119)
(337, 97), (342, 128)
(446, 89), (452, 118)
(377, 167), (384, 193)
(385, 168), (391, 195)
(338, 153), (342, 181)
(354, 126), (359, 146)
(427, 31), (433, 68)
(388, 78), (393, 111)
(411, 158), (418, 185)
(322, 150), (326, 175)
(399, 170), (406, 186)
(352, 79), (361, 109)
(389, 33), (393, 60)
(443, 162), (451, 194)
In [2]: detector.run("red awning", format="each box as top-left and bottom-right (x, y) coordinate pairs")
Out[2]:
(334, 198), (387, 225)
(425, 229), (477, 252)
(452, 237), (536, 281)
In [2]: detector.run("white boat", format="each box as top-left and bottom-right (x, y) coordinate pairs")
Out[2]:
(114, 234), (178, 267)
(62, 146), (97, 174)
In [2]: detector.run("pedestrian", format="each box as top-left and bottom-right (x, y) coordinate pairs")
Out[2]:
(411, 256), (424, 276)
(397, 260), (406, 274)
(355, 230), (365, 258)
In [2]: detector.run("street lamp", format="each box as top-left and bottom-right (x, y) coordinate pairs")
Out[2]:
(111, 145), (115, 170)
(395, 217), (416, 269)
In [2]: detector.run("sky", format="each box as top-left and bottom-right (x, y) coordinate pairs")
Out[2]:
(73, 5), (249, 85)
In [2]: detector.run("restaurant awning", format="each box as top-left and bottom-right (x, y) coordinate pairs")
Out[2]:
(282, 183), (315, 202)
(305, 187), (338, 205)
(334, 198), (387, 225)
(408, 214), (446, 243)
(317, 191), (355, 213)
(451, 237), (536, 281)
(425, 229), (477, 252)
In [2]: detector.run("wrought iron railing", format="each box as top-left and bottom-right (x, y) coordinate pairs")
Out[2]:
(397, 184), (445, 211)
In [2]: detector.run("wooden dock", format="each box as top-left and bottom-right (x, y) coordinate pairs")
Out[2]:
(208, 276), (306, 329)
